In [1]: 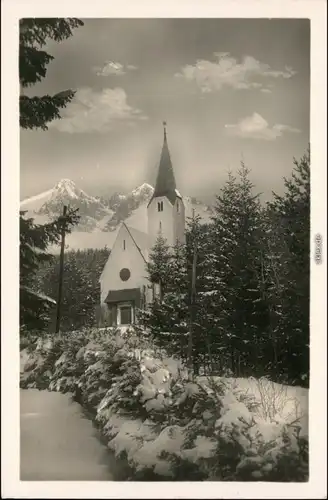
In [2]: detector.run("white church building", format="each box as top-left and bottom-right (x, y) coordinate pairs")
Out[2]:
(99, 124), (186, 327)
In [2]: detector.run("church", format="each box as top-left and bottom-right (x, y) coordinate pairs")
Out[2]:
(99, 124), (186, 327)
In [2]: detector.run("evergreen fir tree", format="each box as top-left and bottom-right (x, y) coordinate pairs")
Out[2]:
(256, 206), (289, 380)
(20, 18), (84, 130)
(209, 165), (268, 377)
(33, 248), (110, 332)
(266, 148), (310, 385)
(20, 210), (79, 331)
(140, 234), (189, 357)
(185, 213), (217, 373)
(147, 233), (172, 297)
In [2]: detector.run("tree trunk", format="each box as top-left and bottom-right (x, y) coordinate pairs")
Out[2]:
(55, 205), (67, 334)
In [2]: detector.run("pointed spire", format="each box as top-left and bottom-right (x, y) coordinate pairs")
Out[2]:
(151, 121), (178, 205)
(163, 120), (167, 141)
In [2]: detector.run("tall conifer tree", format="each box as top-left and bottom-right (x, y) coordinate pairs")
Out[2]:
(19, 18), (83, 331)
(266, 149), (310, 385)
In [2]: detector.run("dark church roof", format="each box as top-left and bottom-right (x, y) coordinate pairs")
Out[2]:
(148, 123), (180, 206)
(105, 287), (141, 307)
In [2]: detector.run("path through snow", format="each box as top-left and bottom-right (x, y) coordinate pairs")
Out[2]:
(20, 389), (119, 481)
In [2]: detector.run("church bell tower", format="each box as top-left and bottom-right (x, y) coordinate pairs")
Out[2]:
(147, 122), (185, 251)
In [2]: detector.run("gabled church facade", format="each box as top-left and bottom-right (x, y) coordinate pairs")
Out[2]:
(99, 124), (185, 327)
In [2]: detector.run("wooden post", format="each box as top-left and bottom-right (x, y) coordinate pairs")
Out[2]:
(187, 241), (197, 373)
(55, 205), (67, 334)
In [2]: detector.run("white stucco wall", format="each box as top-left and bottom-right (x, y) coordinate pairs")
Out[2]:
(100, 225), (148, 304)
(147, 196), (186, 250)
(173, 197), (186, 245)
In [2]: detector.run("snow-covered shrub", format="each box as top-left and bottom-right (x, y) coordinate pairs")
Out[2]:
(230, 422), (308, 481)
(20, 327), (308, 482)
(20, 327), (128, 400)
(20, 334), (65, 389)
(81, 332), (146, 413)
(162, 377), (308, 481)
(48, 330), (92, 393)
(20, 329), (40, 351)
(94, 343), (190, 478)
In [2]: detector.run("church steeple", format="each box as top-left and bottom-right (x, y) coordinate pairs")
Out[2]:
(152, 121), (177, 205)
(147, 122), (185, 250)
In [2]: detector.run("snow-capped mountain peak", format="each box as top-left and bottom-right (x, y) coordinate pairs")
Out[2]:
(131, 183), (154, 198)
(53, 178), (80, 199)
(51, 178), (99, 204)
(21, 178), (113, 231)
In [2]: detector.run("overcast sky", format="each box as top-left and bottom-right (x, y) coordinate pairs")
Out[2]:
(20, 18), (310, 202)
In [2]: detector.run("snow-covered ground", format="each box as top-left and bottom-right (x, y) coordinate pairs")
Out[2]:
(20, 389), (119, 481)
(20, 331), (308, 481)
(220, 376), (308, 433)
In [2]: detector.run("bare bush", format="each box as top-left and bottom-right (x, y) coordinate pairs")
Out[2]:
(254, 376), (303, 424)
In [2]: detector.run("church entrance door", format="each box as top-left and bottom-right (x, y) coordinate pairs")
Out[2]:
(117, 302), (134, 325)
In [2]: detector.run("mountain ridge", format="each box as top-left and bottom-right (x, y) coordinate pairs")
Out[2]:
(21, 178), (213, 251)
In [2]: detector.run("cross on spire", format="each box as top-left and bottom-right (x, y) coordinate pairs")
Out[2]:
(163, 120), (167, 140)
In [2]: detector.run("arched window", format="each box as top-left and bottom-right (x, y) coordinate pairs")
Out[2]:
(159, 221), (162, 231)
(123, 239), (126, 250)
(157, 201), (164, 212)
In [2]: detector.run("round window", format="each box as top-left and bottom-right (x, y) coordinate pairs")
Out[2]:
(119, 268), (131, 281)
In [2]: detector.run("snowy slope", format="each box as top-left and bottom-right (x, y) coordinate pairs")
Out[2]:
(21, 188), (55, 213)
